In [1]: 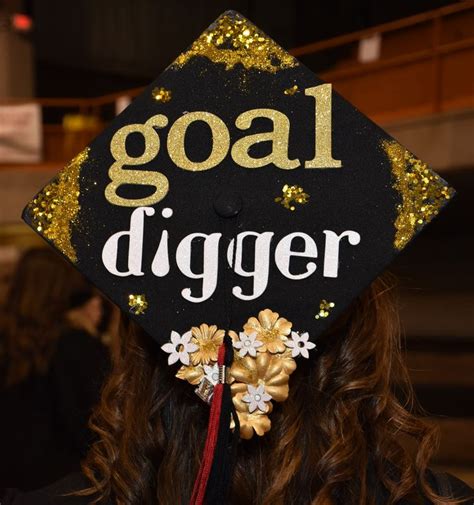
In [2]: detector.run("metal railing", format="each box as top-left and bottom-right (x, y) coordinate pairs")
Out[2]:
(0, 0), (473, 163)
(290, 0), (474, 118)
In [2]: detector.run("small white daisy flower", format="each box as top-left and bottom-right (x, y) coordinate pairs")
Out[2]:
(285, 331), (316, 358)
(161, 330), (198, 366)
(233, 332), (263, 357)
(242, 384), (272, 413)
(203, 364), (220, 385)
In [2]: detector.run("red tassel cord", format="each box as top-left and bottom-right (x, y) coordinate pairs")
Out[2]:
(189, 343), (226, 505)
(189, 336), (240, 505)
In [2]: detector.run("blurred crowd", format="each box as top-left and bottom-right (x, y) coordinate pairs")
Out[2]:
(0, 248), (118, 493)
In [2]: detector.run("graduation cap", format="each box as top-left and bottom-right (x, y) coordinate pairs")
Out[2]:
(23, 11), (454, 504)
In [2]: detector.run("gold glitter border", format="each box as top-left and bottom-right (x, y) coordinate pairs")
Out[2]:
(28, 148), (89, 262)
(173, 11), (298, 73)
(382, 140), (454, 250)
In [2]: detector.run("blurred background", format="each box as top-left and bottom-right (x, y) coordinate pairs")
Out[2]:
(0, 0), (473, 488)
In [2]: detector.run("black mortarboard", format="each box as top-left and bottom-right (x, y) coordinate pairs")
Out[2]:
(22, 10), (453, 502)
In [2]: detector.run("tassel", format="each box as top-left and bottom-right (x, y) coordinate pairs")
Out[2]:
(189, 335), (239, 505)
(204, 336), (240, 504)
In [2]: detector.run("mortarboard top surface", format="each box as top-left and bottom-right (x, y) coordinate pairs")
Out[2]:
(22, 10), (454, 350)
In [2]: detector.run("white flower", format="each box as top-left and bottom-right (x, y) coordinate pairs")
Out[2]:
(242, 384), (272, 413)
(233, 332), (263, 357)
(161, 330), (198, 366)
(285, 331), (316, 358)
(203, 364), (220, 385)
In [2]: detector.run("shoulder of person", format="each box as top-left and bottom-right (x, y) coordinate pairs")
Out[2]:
(57, 328), (97, 348)
(1, 473), (111, 505)
(52, 328), (108, 363)
(429, 470), (474, 502)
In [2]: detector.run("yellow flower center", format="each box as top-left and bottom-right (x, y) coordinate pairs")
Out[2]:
(199, 339), (218, 353)
(261, 327), (280, 343)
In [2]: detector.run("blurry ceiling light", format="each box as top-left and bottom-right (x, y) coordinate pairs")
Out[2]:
(12, 13), (32, 33)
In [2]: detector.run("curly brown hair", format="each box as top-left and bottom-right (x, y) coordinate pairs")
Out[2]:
(79, 275), (458, 504)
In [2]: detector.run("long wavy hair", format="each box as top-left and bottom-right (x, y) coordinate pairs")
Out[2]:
(0, 248), (95, 387)
(80, 275), (455, 505)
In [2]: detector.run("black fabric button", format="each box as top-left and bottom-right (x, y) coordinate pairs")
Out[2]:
(213, 191), (242, 218)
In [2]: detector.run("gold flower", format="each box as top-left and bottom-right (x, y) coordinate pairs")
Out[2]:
(190, 324), (225, 365)
(273, 348), (297, 375)
(230, 353), (290, 402)
(243, 309), (292, 353)
(176, 365), (204, 385)
(232, 393), (272, 439)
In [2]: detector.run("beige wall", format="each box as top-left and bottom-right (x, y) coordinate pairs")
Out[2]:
(385, 108), (474, 171)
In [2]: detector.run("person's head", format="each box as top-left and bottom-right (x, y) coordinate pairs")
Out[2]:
(66, 290), (104, 336)
(80, 275), (454, 505)
(0, 248), (102, 386)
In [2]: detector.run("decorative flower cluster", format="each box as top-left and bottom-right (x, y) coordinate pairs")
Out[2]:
(161, 309), (316, 439)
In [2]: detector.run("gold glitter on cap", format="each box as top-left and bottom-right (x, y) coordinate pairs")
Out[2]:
(275, 184), (309, 211)
(28, 148), (89, 262)
(315, 300), (335, 319)
(173, 12), (298, 73)
(152, 87), (172, 103)
(382, 140), (454, 250)
(128, 294), (148, 315)
(284, 85), (299, 95)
